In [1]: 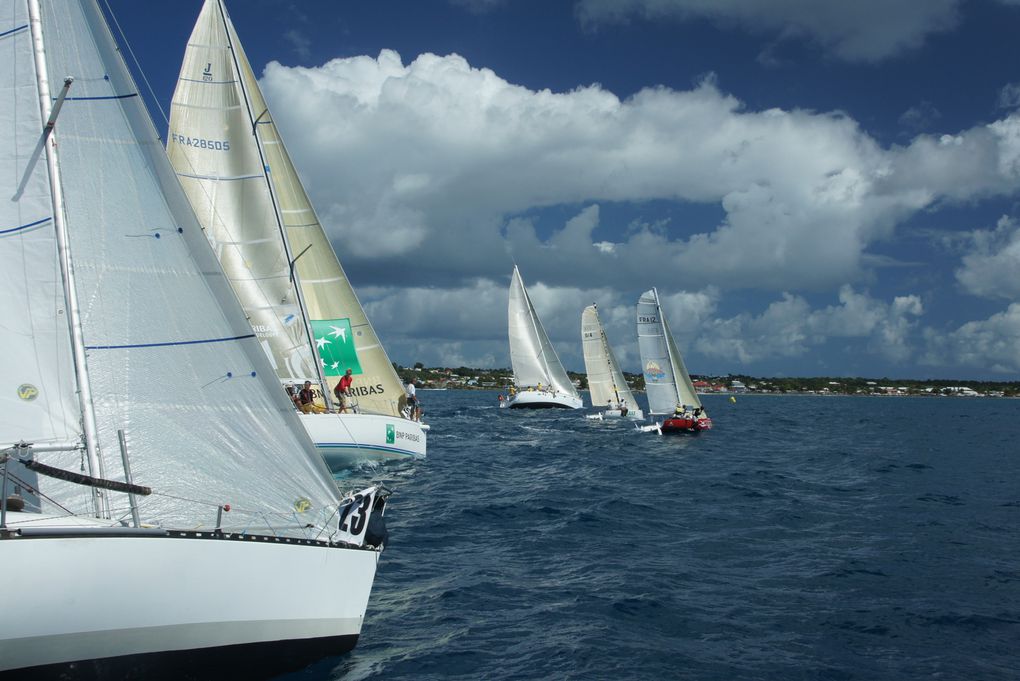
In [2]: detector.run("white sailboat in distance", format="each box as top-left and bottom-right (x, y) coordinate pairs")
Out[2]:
(636, 288), (712, 433)
(507, 267), (583, 409)
(167, 0), (425, 469)
(1, 0), (387, 676)
(581, 304), (644, 419)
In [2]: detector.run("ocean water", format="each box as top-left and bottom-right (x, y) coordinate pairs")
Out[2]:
(283, 392), (1020, 681)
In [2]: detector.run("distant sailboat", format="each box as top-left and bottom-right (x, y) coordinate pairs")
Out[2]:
(581, 304), (643, 419)
(167, 0), (425, 468)
(636, 288), (712, 433)
(507, 267), (583, 409)
(1, 0), (386, 675)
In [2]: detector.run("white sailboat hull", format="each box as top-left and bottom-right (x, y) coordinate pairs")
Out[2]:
(507, 391), (584, 409)
(299, 412), (427, 469)
(604, 408), (645, 419)
(0, 513), (379, 678)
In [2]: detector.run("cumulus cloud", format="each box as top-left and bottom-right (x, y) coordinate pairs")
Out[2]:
(955, 215), (1020, 299)
(922, 304), (1020, 373)
(574, 0), (960, 62)
(254, 48), (1020, 375)
(693, 285), (924, 364)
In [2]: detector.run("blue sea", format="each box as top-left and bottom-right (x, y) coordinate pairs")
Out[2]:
(284, 391), (1020, 680)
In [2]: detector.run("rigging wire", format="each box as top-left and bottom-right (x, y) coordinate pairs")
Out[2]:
(101, 0), (170, 128)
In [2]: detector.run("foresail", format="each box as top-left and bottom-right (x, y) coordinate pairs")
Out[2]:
(0, 6), (80, 449)
(224, 3), (405, 417)
(167, 0), (317, 387)
(36, 0), (340, 534)
(509, 268), (577, 397)
(663, 312), (703, 411)
(636, 289), (679, 415)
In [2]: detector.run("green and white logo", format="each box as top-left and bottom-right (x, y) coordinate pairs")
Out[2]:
(386, 424), (395, 444)
(310, 318), (363, 377)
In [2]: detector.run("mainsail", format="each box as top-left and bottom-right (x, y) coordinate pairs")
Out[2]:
(636, 289), (704, 416)
(3, 0), (342, 535)
(581, 304), (640, 412)
(508, 267), (577, 397)
(168, 0), (406, 417)
(0, 7), (79, 450)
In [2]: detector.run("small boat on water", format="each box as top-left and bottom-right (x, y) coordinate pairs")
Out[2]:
(581, 303), (644, 419)
(507, 267), (583, 409)
(1, 1), (386, 675)
(167, 0), (425, 468)
(636, 288), (712, 433)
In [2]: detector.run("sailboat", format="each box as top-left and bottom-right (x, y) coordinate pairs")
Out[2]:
(581, 304), (644, 419)
(1, 1), (387, 676)
(507, 267), (583, 409)
(636, 288), (712, 433)
(166, 0), (425, 469)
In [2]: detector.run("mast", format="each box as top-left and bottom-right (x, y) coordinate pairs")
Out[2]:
(215, 0), (333, 409)
(27, 0), (107, 517)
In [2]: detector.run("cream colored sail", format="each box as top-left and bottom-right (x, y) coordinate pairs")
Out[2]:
(581, 304), (640, 412)
(168, 0), (405, 417)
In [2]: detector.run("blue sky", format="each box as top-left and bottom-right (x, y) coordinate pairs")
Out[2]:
(104, 0), (1020, 379)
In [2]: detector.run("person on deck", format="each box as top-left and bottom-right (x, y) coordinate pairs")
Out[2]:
(285, 383), (301, 410)
(334, 368), (354, 413)
(406, 378), (420, 421)
(299, 381), (326, 414)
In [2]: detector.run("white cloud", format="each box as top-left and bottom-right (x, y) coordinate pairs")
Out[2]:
(574, 0), (960, 62)
(998, 83), (1020, 110)
(922, 304), (1020, 373)
(253, 49), (1020, 375)
(955, 215), (1020, 299)
(694, 286), (924, 364)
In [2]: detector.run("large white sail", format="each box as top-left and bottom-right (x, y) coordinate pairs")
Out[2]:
(168, 0), (406, 418)
(508, 266), (577, 397)
(24, 0), (341, 534)
(636, 288), (704, 416)
(0, 8), (79, 449)
(581, 304), (640, 412)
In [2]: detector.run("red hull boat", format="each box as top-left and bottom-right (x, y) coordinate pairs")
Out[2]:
(660, 416), (713, 434)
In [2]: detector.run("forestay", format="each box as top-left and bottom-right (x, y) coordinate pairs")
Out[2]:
(23, 0), (340, 535)
(636, 289), (703, 416)
(169, 0), (406, 418)
(0, 6), (79, 450)
(581, 304), (639, 413)
(508, 266), (577, 397)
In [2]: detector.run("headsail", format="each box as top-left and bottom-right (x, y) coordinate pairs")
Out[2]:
(168, 0), (406, 418)
(13, 0), (341, 534)
(508, 267), (577, 397)
(636, 289), (704, 416)
(581, 304), (640, 412)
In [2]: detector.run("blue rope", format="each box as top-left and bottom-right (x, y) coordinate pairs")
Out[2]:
(0, 24), (28, 39)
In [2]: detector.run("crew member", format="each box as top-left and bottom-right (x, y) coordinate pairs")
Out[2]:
(334, 368), (354, 413)
(299, 381), (326, 414)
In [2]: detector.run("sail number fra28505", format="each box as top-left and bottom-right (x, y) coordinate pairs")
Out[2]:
(170, 132), (230, 151)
